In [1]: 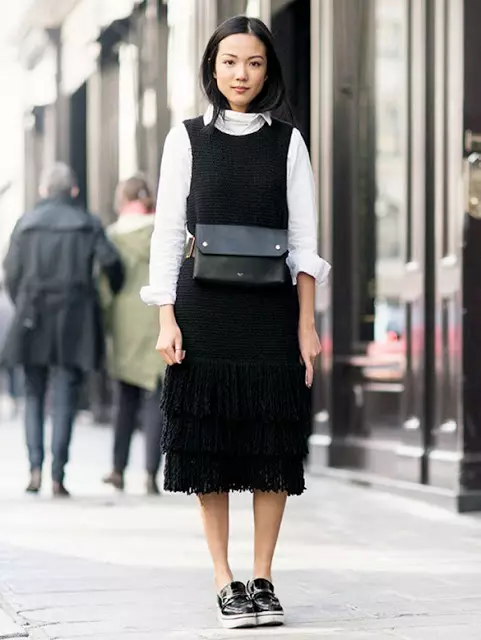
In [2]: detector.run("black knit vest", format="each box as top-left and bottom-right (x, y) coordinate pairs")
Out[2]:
(183, 116), (293, 236)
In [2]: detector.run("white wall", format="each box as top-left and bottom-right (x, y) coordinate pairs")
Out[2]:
(0, 2), (36, 259)
(0, 58), (26, 260)
(166, 0), (200, 125)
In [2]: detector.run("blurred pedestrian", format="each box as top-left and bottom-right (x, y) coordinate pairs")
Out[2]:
(141, 16), (330, 629)
(100, 176), (165, 495)
(0, 276), (20, 418)
(2, 163), (124, 497)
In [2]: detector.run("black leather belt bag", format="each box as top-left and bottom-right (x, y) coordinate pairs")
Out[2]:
(189, 223), (290, 287)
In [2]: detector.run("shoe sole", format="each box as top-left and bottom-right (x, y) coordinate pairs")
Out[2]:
(217, 611), (257, 629)
(256, 611), (285, 626)
(102, 480), (124, 491)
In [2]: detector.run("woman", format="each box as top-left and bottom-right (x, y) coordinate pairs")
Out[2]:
(101, 176), (165, 495)
(141, 16), (330, 628)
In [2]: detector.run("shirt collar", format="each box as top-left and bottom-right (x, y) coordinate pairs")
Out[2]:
(203, 104), (272, 126)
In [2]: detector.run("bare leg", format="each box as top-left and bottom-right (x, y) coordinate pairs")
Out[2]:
(198, 492), (233, 592)
(253, 491), (288, 580)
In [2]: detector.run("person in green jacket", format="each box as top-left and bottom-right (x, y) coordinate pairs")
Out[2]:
(101, 176), (166, 495)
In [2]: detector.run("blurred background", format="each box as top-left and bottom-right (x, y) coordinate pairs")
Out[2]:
(2, 2), (481, 638)
(0, 0), (481, 509)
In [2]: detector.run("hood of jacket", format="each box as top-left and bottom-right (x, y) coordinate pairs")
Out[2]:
(107, 214), (154, 264)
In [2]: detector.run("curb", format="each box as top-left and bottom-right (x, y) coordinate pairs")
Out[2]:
(0, 589), (49, 640)
(0, 609), (27, 639)
(0, 588), (51, 640)
(167, 630), (342, 640)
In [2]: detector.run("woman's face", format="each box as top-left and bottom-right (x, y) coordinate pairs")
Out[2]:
(214, 33), (267, 112)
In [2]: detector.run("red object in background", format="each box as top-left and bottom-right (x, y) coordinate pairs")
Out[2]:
(367, 337), (405, 358)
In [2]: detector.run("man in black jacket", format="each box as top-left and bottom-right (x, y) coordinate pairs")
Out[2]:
(3, 163), (124, 496)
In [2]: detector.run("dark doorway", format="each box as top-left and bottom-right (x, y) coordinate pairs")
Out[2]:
(271, 0), (310, 145)
(69, 83), (88, 208)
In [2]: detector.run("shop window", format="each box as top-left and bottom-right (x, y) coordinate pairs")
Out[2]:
(377, 103), (402, 156)
(373, 0), (408, 347)
(378, 21), (403, 58)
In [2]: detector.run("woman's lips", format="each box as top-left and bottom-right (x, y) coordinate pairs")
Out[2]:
(233, 87), (249, 93)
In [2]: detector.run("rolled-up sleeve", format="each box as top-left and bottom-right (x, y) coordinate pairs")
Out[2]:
(140, 125), (191, 306)
(286, 128), (331, 285)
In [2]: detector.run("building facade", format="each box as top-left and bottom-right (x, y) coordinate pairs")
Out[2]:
(14, 0), (170, 224)
(310, 0), (481, 513)
(9, 0), (481, 510)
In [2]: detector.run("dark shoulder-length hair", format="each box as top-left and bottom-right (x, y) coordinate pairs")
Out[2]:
(200, 15), (292, 127)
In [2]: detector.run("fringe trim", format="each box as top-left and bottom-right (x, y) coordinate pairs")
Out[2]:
(161, 414), (310, 457)
(161, 357), (311, 423)
(163, 452), (306, 496)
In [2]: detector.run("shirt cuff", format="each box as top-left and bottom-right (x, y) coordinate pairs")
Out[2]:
(286, 250), (331, 285)
(139, 286), (176, 307)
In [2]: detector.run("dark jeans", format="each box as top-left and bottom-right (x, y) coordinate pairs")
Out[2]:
(24, 365), (84, 483)
(7, 367), (23, 399)
(113, 380), (164, 476)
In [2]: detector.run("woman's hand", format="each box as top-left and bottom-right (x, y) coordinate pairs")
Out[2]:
(299, 322), (322, 388)
(296, 273), (321, 388)
(156, 306), (185, 365)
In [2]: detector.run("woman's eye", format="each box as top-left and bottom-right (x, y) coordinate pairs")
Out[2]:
(224, 60), (234, 66)
(251, 62), (261, 68)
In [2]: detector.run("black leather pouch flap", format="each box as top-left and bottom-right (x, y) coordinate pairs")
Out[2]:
(195, 224), (288, 257)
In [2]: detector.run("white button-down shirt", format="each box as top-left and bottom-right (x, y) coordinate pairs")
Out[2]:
(140, 106), (331, 306)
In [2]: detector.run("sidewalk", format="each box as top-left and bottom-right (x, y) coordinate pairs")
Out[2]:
(1, 412), (481, 639)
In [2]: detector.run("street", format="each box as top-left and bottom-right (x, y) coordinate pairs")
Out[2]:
(1, 409), (481, 639)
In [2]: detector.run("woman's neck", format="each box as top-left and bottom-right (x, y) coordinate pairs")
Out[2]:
(227, 103), (248, 113)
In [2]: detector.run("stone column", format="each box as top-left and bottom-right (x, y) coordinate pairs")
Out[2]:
(86, 51), (119, 224)
(258, 0), (271, 27)
(194, 0), (218, 113)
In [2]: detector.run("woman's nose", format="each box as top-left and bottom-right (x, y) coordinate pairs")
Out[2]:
(235, 65), (248, 80)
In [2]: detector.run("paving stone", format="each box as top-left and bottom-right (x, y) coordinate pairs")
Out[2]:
(2, 418), (481, 638)
(0, 609), (26, 639)
(393, 620), (481, 640)
(168, 628), (400, 639)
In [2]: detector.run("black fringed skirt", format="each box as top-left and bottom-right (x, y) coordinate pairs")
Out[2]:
(161, 259), (311, 495)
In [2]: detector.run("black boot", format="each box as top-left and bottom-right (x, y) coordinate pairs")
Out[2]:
(26, 469), (42, 494)
(52, 481), (71, 498)
(146, 473), (161, 496)
(102, 470), (125, 491)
